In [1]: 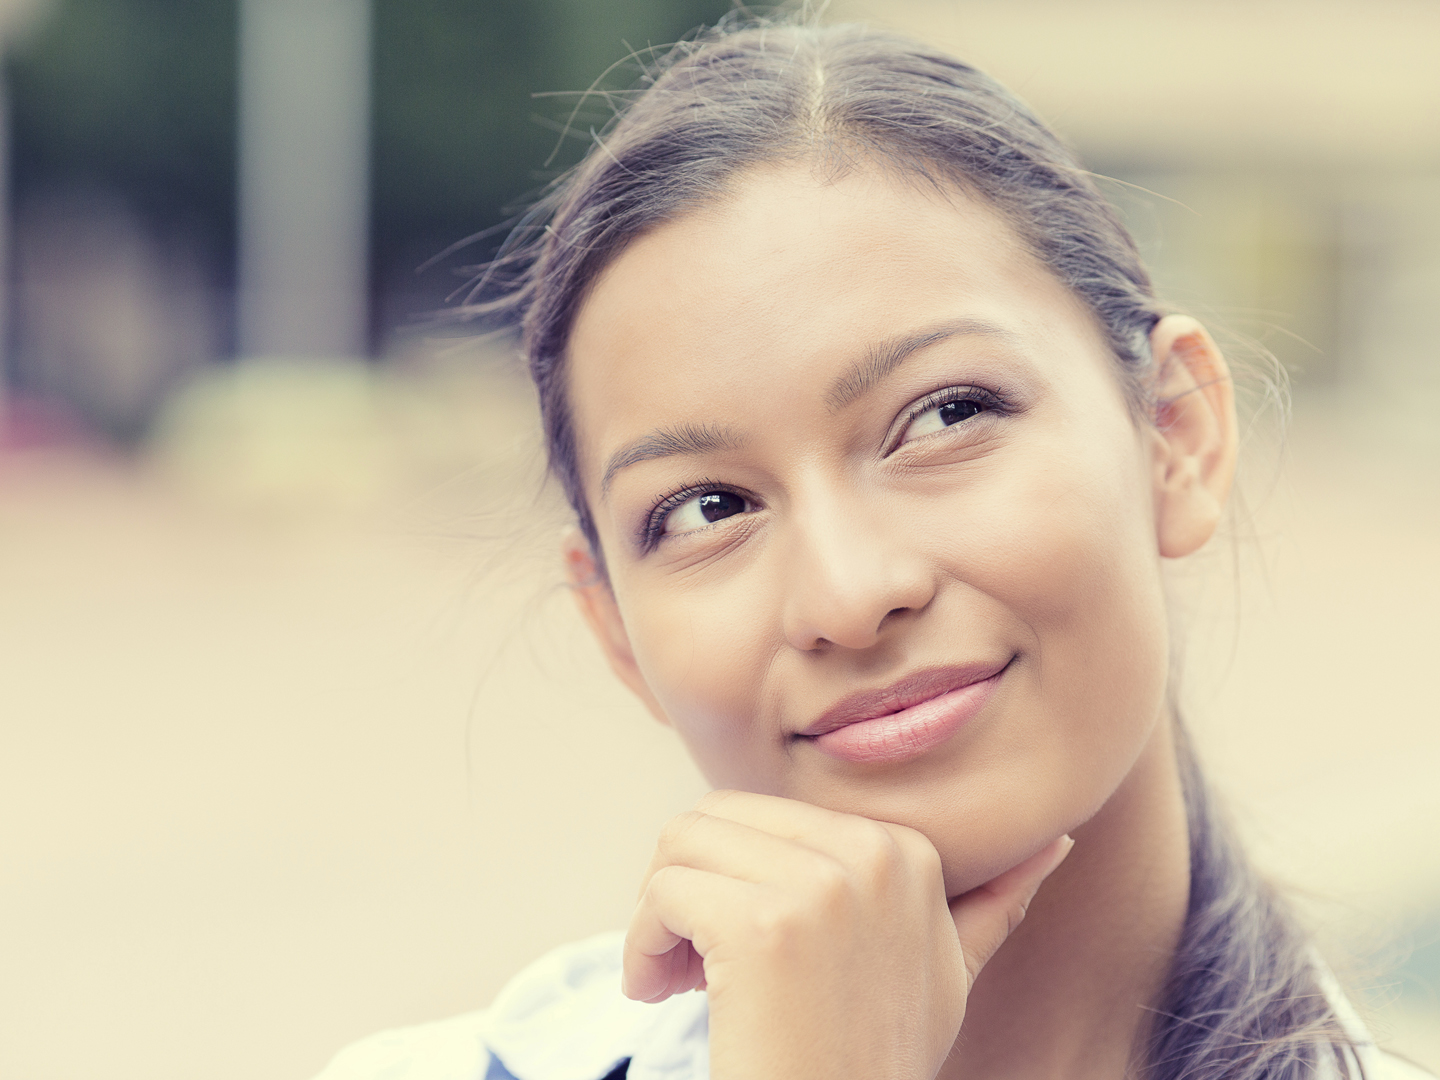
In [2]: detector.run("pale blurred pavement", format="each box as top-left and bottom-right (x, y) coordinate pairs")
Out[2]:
(0, 353), (1436, 1080)
(0, 355), (711, 1080)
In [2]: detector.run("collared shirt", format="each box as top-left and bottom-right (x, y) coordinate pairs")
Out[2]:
(312, 931), (1433, 1080)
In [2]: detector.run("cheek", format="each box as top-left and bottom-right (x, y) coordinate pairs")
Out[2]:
(1010, 483), (1170, 767)
(616, 577), (785, 791)
(992, 464), (1169, 706)
(983, 408), (1165, 665)
(911, 427), (1171, 888)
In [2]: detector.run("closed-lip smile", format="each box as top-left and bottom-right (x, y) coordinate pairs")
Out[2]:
(797, 659), (1012, 765)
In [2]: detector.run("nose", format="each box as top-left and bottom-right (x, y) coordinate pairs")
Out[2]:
(779, 496), (937, 653)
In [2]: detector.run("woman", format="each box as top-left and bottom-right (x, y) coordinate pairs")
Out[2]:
(317, 17), (1428, 1080)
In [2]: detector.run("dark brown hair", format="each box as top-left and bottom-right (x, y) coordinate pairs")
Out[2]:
(474, 15), (1357, 1078)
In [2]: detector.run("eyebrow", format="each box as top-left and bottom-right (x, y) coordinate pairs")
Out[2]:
(601, 422), (744, 496)
(598, 318), (1012, 496)
(825, 318), (1013, 411)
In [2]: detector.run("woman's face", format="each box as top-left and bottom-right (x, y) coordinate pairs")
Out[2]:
(566, 165), (1176, 894)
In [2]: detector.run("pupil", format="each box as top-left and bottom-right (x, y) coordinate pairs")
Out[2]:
(939, 400), (981, 426)
(698, 491), (744, 523)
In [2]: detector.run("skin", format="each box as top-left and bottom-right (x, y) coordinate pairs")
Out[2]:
(561, 164), (1237, 1080)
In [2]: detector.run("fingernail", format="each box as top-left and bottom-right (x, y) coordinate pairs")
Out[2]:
(1049, 835), (1075, 871)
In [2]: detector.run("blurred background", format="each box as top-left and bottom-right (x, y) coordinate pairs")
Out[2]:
(0, 2), (1435, 1077)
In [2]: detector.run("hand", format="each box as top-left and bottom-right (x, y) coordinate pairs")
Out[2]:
(623, 790), (1073, 1080)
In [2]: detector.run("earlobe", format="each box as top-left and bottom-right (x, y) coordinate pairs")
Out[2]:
(1148, 316), (1239, 559)
(562, 532), (672, 726)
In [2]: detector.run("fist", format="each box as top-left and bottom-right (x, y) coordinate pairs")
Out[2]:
(624, 790), (1072, 1080)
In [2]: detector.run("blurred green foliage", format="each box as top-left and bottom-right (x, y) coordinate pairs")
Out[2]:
(6, 0), (735, 344)
(6, 0), (238, 260)
(373, 0), (733, 296)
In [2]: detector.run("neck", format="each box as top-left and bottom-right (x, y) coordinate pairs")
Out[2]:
(940, 717), (1192, 1080)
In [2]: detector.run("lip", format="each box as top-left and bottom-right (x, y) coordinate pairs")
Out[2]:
(797, 660), (1010, 765)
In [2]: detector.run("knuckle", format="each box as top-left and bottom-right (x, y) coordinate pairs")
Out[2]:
(788, 852), (860, 926)
(694, 788), (737, 814)
(911, 836), (946, 888)
(1006, 899), (1030, 937)
(645, 863), (682, 898)
(806, 853), (851, 901)
(658, 810), (702, 847)
(889, 821), (936, 860)
(884, 824), (944, 886)
(643, 864), (698, 916)
(746, 892), (806, 949)
(849, 819), (904, 876)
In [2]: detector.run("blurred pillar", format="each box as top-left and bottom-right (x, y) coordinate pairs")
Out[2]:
(0, 0), (54, 417)
(1338, 178), (1440, 433)
(237, 0), (370, 359)
(0, 67), (10, 418)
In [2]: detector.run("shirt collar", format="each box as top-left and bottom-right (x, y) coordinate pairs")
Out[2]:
(479, 932), (709, 1080)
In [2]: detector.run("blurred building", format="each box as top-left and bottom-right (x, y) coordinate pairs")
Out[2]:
(832, 0), (1440, 437)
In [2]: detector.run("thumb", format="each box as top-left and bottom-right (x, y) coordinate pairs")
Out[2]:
(949, 835), (1074, 989)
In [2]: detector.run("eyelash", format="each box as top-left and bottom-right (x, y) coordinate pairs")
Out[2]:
(641, 476), (746, 551)
(639, 385), (1011, 551)
(886, 385), (1010, 453)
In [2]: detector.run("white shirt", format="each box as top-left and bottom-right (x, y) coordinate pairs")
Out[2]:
(312, 931), (1432, 1080)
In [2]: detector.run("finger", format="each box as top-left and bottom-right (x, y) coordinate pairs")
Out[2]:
(624, 864), (757, 1003)
(645, 939), (701, 1003)
(688, 789), (919, 863)
(949, 835), (1074, 988)
(685, 936), (707, 991)
(692, 789), (859, 839)
(638, 808), (842, 895)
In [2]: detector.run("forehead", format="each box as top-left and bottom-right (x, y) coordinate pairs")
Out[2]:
(566, 165), (1106, 482)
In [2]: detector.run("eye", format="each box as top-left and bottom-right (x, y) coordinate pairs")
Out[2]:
(662, 489), (752, 536)
(897, 393), (987, 445)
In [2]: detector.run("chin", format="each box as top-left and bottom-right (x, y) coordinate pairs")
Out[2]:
(786, 714), (1163, 897)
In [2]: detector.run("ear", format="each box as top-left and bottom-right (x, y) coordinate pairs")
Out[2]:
(562, 531), (671, 726)
(1148, 315), (1238, 558)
